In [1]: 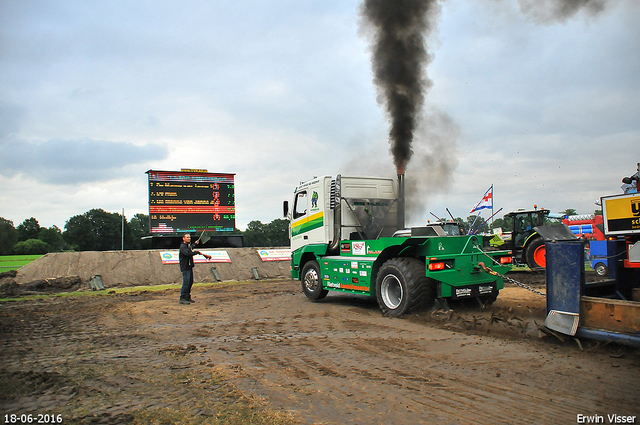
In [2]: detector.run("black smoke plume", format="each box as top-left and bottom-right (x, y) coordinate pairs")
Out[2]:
(360, 0), (442, 174)
(517, 0), (608, 23)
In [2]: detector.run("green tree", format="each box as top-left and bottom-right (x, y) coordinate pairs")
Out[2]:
(0, 217), (18, 255)
(128, 213), (150, 249)
(243, 220), (267, 247)
(559, 208), (578, 217)
(85, 208), (123, 251)
(64, 214), (97, 251)
(466, 215), (489, 235)
(242, 219), (290, 247)
(39, 225), (66, 252)
(13, 238), (50, 255)
(65, 209), (146, 251)
(64, 209), (123, 251)
(265, 219), (290, 247)
(491, 218), (511, 232)
(16, 217), (41, 242)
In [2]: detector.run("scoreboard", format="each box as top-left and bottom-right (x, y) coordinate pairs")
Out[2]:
(146, 169), (235, 234)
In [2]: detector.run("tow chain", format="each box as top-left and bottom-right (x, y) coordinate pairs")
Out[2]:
(474, 245), (546, 297)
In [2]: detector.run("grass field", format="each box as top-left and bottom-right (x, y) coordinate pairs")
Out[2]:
(0, 254), (43, 272)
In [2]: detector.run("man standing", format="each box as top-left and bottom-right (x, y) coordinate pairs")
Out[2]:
(179, 233), (211, 304)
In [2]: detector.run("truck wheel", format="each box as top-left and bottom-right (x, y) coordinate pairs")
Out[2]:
(301, 260), (328, 301)
(376, 258), (435, 317)
(525, 237), (546, 270)
(594, 262), (608, 277)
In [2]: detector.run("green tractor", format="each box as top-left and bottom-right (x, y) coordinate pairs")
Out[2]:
(501, 208), (550, 270)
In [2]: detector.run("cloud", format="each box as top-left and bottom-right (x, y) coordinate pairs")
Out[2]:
(0, 137), (167, 184)
(0, 0), (638, 232)
(0, 103), (25, 138)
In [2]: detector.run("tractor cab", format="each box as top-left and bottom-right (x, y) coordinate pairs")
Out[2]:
(433, 220), (464, 236)
(503, 207), (550, 268)
(504, 208), (549, 247)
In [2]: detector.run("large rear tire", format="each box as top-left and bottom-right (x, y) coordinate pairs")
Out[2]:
(301, 260), (328, 301)
(376, 258), (436, 317)
(525, 237), (546, 270)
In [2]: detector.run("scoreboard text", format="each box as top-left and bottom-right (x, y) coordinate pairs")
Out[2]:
(146, 170), (235, 234)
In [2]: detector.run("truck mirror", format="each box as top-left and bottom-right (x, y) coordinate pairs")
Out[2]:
(283, 201), (289, 218)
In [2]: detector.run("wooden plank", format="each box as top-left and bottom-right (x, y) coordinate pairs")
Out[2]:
(580, 296), (640, 334)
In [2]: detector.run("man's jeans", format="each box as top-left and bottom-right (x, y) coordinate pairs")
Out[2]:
(181, 269), (194, 299)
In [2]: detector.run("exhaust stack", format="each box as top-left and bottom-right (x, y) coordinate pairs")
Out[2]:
(397, 170), (405, 231)
(329, 174), (342, 254)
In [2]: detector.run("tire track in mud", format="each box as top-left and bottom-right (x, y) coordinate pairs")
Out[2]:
(193, 287), (639, 424)
(1, 281), (638, 424)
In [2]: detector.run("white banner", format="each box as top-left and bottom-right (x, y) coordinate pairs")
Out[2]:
(257, 249), (291, 262)
(159, 250), (231, 264)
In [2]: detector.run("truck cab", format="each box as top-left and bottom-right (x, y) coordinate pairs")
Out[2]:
(286, 175), (399, 252)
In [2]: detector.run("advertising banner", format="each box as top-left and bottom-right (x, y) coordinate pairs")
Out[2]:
(602, 193), (640, 235)
(159, 250), (232, 264)
(257, 249), (291, 262)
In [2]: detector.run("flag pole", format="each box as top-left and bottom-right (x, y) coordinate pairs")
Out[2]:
(469, 185), (493, 234)
(491, 184), (494, 229)
(467, 213), (480, 235)
(473, 207), (503, 235)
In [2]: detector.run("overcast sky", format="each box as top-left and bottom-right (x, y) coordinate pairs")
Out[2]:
(1, 0), (639, 232)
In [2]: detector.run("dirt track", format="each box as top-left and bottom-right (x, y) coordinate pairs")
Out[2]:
(1, 275), (639, 424)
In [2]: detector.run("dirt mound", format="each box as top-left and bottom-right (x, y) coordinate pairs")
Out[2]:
(1, 275), (83, 296)
(11, 248), (291, 290)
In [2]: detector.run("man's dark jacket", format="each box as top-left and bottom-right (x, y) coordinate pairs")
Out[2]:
(179, 242), (201, 272)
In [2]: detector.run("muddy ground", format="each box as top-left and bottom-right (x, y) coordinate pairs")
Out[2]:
(1, 271), (639, 424)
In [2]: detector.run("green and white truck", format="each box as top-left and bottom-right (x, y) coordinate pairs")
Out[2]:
(284, 174), (514, 316)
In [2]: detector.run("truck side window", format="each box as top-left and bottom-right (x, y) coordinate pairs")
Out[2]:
(293, 191), (307, 219)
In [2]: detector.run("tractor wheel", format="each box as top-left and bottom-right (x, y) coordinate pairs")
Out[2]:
(301, 260), (328, 301)
(594, 262), (608, 277)
(525, 237), (546, 270)
(376, 258), (436, 317)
